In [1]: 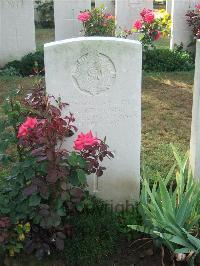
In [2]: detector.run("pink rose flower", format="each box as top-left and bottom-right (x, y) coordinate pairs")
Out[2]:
(77, 11), (91, 22)
(140, 8), (152, 18)
(23, 117), (38, 129)
(144, 11), (155, 23)
(133, 20), (143, 30)
(73, 130), (99, 151)
(105, 13), (114, 20)
(196, 4), (200, 10)
(17, 117), (38, 138)
(18, 125), (28, 138)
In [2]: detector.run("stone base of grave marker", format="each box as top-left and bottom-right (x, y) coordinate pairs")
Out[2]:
(44, 37), (142, 206)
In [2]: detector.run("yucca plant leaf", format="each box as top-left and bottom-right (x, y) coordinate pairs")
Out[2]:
(176, 185), (196, 226)
(168, 236), (195, 250)
(164, 163), (176, 186)
(185, 231), (200, 250)
(174, 247), (192, 254)
(127, 225), (156, 236)
(159, 178), (174, 216)
(144, 179), (166, 223)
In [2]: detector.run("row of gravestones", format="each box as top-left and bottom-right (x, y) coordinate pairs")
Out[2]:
(2, 0), (199, 67)
(44, 36), (200, 207)
(53, 0), (153, 41)
(0, 0), (152, 67)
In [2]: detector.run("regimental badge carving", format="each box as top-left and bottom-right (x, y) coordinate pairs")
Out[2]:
(72, 50), (116, 96)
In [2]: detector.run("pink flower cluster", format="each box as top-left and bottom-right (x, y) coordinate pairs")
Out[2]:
(78, 11), (91, 22)
(74, 131), (99, 151)
(133, 8), (161, 41)
(133, 8), (155, 30)
(18, 117), (38, 138)
(104, 13), (114, 20)
(196, 4), (200, 10)
(141, 8), (155, 23)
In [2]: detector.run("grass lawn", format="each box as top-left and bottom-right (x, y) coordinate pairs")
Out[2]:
(156, 36), (170, 49)
(36, 28), (55, 49)
(142, 71), (193, 177)
(0, 71), (194, 179)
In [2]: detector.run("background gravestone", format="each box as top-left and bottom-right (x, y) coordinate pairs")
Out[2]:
(170, 0), (198, 50)
(190, 40), (200, 180)
(0, 0), (36, 67)
(166, 0), (172, 14)
(54, 0), (91, 40)
(44, 37), (142, 205)
(95, 0), (115, 15)
(116, 0), (153, 32)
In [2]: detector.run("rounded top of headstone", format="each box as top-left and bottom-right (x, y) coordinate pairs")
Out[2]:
(44, 37), (142, 49)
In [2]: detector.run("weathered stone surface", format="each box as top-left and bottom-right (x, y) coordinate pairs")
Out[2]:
(44, 37), (142, 205)
(0, 0), (36, 67)
(54, 0), (91, 40)
(190, 40), (200, 180)
(166, 0), (172, 14)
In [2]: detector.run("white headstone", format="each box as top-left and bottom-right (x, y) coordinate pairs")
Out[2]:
(190, 40), (200, 180)
(170, 0), (198, 50)
(44, 37), (142, 205)
(54, 0), (91, 41)
(0, 0), (36, 67)
(95, 0), (115, 15)
(166, 0), (172, 14)
(116, 0), (153, 30)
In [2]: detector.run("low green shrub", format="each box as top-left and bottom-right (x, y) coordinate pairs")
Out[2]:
(2, 45), (195, 77)
(115, 205), (142, 241)
(35, 0), (54, 28)
(3, 50), (44, 76)
(143, 46), (195, 72)
(0, 67), (20, 77)
(64, 198), (119, 266)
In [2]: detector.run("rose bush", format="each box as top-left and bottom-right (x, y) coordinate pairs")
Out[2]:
(0, 83), (113, 260)
(186, 4), (200, 40)
(132, 9), (171, 49)
(78, 5), (115, 36)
